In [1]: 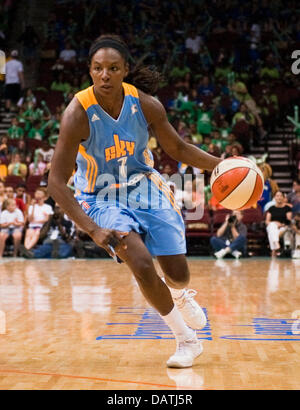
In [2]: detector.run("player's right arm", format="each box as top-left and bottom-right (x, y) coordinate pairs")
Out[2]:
(48, 98), (127, 256)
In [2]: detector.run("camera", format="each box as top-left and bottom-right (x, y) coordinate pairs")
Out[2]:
(228, 215), (237, 224)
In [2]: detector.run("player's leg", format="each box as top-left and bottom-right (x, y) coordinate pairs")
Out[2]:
(157, 254), (207, 330)
(78, 194), (202, 367)
(116, 232), (200, 367)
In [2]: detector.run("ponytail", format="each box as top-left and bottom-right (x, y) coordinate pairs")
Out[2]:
(125, 63), (163, 95)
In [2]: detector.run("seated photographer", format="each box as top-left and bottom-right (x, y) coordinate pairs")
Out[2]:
(0, 198), (24, 257)
(265, 191), (293, 257)
(210, 210), (247, 259)
(20, 204), (73, 259)
(291, 212), (300, 259)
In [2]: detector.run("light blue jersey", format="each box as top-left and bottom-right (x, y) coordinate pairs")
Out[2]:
(74, 83), (186, 257)
(74, 82), (154, 194)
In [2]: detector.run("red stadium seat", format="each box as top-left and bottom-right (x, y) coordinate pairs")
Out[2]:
(184, 209), (213, 255)
(185, 208), (212, 238)
(4, 175), (25, 189)
(26, 175), (43, 193)
(25, 138), (45, 152)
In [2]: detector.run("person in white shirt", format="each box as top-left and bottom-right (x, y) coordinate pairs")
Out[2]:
(59, 41), (77, 63)
(4, 50), (25, 112)
(185, 29), (203, 54)
(24, 187), (53, 250)
(0, 198), (24, 257)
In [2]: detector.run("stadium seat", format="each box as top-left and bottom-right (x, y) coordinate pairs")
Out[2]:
(4, 175), (25, 188)
(185, 208), (212, 238)
(26, 175), (43, 193)
(184, 209), (213, 255)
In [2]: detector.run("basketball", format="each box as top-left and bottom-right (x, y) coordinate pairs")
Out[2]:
(210, 156), (264, 210)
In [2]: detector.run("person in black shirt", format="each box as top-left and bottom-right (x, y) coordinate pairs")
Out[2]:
(265, 191), (292, 257)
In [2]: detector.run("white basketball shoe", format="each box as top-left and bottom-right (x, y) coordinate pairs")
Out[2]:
(174, 289), (207, 330)
(166, 331), (203, 368)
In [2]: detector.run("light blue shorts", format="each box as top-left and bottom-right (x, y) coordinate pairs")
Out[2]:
(76, 173), (186, 257)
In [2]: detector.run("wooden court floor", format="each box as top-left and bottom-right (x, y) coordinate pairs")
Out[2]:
(0, 256), (300, 390)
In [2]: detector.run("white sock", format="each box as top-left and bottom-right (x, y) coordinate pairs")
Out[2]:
(169, 287), (185, 299)
(161, 277), (185, 299)
(161, 305), (195, 342)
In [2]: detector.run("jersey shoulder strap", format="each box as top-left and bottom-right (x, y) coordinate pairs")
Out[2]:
(75, 86), (97, 111)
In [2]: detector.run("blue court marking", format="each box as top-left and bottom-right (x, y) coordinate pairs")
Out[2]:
(96, 307), (212, 340)
(220, 318), (300, 341)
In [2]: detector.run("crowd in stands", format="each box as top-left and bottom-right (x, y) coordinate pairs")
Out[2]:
(0, 0), (299, 259)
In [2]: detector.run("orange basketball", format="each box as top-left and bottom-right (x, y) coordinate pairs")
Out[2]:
(210, 156), (264, 210)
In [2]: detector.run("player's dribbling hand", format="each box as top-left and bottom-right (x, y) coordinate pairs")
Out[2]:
(90, 227), (129, 258)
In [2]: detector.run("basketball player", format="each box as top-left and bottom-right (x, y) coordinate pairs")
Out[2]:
(48, 35), (221, 368)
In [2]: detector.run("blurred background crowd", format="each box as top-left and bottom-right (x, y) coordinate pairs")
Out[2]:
(0, 0), (299, 259)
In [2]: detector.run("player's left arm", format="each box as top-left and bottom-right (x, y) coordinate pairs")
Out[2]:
(139, 91), (221, 172)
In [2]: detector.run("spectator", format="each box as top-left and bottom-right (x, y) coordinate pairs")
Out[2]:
(29, 153), (47, 176)
(197, 76), (214, 99)
(17, 87), (37, 108)
(211, 130), (228, 153)
(14, 183), (30, 214)
(4, 186), (14, 201)
(0, 158), (8, 182)
(265, 191), (293, 257)
(20, 204), (73, 259)
(210, 210), (247, 259)
(0, 198), (24, 257)
(291, 212), (300, 259)
(259, 53), (280, 80)
(0, 181), (7, 211)
(221, 144), (234, 159)
(59, 41), (77, 64)
(196, 103), (213, 136)
(24, 188), (54, 250)
(15, 139), (28, 160)
(35, 144), (54, 163)
(287, 180), (300, 214)
(7, 117), (24, 139)
(207, 143), (221, 158)
(0, 136), (9, 159)
(231, 144), (243, 156)
(50, 72), (71, 93)
(185, 29), (203, 55)
(189, 123), (202, 145)
(4, 50), (25, 112)
(7, 153), (27, 179)
(170, 59), (191, 82)
(27, 120), (45, 140)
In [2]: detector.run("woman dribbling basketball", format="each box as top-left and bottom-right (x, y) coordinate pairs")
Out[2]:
(48, 34), (221, 368)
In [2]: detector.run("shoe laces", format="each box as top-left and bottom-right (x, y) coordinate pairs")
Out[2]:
(176, 289), (197, 308)
(176, 336), (197, 355)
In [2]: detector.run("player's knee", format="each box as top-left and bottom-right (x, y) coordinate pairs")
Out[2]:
(132, 256), (154, 282)
(166, 268), (190, 288)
